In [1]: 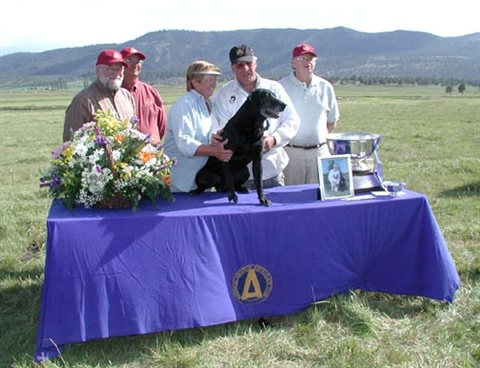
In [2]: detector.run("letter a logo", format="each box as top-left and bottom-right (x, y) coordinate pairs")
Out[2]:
(241, 269), (263, 300)
(232, 264), (273, 305)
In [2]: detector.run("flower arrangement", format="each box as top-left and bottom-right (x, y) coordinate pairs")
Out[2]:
(40, 109), (175, 211)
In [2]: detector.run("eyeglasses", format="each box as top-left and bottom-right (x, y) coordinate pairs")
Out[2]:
(99, 64), (124, 73)
(295, 56), (317, 62)
(125, 59), (144, 66)
(233, 62), (254, 70)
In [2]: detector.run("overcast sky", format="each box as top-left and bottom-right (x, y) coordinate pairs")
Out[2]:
(1, 0), (479, 56)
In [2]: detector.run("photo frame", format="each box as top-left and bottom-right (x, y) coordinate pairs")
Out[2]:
(317, 154), (355, 201)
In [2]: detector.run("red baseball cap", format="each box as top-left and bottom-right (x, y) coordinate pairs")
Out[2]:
(120, 47), (146, 61)
(292, 43), (318, 58)
(96, 49), (128, 68)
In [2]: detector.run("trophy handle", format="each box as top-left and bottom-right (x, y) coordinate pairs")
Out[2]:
(373, 135), (382, 152)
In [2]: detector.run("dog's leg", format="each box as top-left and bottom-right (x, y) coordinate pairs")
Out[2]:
(221, 163), (238, 203)
(189, 181), (209, 196)
(189, 186), (206, 196)
(189, 164), (220, 196)
(252, 157), (271, 206)
(234, 168), (250, 193)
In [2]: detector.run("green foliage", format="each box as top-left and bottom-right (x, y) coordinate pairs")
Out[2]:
(0, 85), (479, 368)
(0, 29), (479, 89)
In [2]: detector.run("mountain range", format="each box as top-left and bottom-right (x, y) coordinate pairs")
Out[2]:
(0, 27), (479, 88)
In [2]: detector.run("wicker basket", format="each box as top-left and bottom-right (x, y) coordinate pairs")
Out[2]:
(94, 193), (131, 209)
(94, 142), (132, 209)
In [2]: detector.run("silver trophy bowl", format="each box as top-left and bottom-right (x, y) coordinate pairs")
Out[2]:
(326, 132), (381, 159)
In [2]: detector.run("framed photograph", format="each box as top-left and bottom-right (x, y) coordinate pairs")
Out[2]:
(317, 154), (354, 201)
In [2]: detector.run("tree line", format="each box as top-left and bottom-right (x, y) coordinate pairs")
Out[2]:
(329, 76), (477, 88)
(41, 75), (478, 91)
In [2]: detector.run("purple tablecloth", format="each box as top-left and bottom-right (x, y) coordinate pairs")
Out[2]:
(36, 185), (460, 362)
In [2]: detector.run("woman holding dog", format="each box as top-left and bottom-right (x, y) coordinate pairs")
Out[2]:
(164, 61), (233, 193)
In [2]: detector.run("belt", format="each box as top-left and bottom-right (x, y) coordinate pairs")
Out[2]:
(287, 142), (326, 150)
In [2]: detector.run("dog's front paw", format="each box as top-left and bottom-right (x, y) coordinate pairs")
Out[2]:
(228, 193), (238, 204)
(259, 197), (272, 206)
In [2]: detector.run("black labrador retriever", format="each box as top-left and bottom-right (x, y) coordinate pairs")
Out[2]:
(189, 88), (286, 206)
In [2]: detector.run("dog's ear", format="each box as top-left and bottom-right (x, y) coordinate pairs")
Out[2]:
(265, 90), (276, 99)
(248, 89), (260, 104)
(260, 89), (276, 101)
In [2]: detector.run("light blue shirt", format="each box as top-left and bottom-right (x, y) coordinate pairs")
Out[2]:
(279, 72), (340, 146)
(164, 90), (213, 193)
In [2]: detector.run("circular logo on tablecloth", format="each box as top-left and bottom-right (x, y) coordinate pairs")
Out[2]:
(232, 264), (273, 304)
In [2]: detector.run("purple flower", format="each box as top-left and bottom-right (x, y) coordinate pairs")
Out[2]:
(96, 165), (104, 174)
(130, 116), (140, 125)
(51, 174), (62, 190)
(154, 164), (169, 173)
(95, 127), (108, 146)
(51, 142), (71, 159)
(40, 174), (62, 191)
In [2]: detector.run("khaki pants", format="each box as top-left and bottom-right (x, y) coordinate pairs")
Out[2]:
(245, 172), (285, 189)
(284, 145), (331, 185)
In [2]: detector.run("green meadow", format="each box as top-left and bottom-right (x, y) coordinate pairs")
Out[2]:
(0, 84), (479, 367)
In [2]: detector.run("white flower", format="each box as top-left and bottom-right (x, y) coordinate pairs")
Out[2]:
(112, 149), (122, 161)
(89, 148), (105, 164)
(74, 142), (88, 157)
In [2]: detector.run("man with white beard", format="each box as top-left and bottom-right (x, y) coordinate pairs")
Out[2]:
(63, 49), (136, 142)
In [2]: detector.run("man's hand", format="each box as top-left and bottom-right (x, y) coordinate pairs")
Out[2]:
(214, 139), (233, 162)
(211, 130), (224, 147)
(263, 135), (276, 152)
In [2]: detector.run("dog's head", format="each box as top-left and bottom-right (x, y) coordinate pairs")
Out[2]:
(249, 88), (286, 119)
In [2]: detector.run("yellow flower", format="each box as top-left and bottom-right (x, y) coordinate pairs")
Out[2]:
(117, 163), (131, 178)
(63, 146), (75, 163)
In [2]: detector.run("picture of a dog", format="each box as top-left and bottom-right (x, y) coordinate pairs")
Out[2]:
(189, 89), (286, 206)
(338, 173), (347, 192)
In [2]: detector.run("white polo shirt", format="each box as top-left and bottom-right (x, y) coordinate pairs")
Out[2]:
(279, 72), (339, 146)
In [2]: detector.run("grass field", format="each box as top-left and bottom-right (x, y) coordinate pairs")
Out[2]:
(0, 84), (479, 367)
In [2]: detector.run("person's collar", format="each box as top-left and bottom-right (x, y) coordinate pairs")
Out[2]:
(189, 89), (212, 112)
(254, 75), (261, 89)
(189, 88), (209, 102)
(122, 79), (139, 91)
(292, 71), (312, 87)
